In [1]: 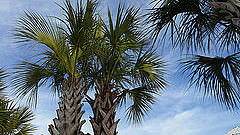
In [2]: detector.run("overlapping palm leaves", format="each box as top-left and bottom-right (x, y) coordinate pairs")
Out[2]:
(13, 0), (98, 105)
(12, 0), (167, 134)
(147, 0), (240, 51)
(148, 0), (240, 110)
(0, 69), (35, 135)
(181, 54), (240, 110)
(89, 4), (167, 124)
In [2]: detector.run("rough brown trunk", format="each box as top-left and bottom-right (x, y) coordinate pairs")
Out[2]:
(87, 92), (120, 135)
(48, 79), (89, 135)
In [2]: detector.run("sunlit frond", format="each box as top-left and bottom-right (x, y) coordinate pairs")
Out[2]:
(0, 70), (35, 135)
(132, 49), (167, 90)
(0, 99), (35, 135)
(15, 11), (66, 52)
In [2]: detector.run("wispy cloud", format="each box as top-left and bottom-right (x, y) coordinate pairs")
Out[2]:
(0, 0), (239, 135)
(119, 107), (236, 135)
(118, 87), (239, 135)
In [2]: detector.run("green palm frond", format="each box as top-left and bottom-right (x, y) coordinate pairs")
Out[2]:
(15, 11), (66, 52)
(117, 50), (167, 124)
(132, 49), (167, 90)
(103, 4), (147, 52)
(121, 86), (157, 124)
(13, 106), (35, 135)
(181, 54), (240, 110)
(58, 0), (98, 48)
(39, 50), (67, 91)
(14, 11), (77, 75)
(12, 60), (65, 106)
(0, 70), (35, 135)
(0, 99), (35, 135)
(0, 97), (11, 133)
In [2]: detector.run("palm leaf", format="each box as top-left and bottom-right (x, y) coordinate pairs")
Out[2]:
(14, 11), (77, 75)
(132, 49), (167, 90)
(147, 0), (240, 52)
(0, 99), (35, 135)
(121, 86), (157, 124)
(0, 70), (35, 134)
(12, 60), (65, 106)
(0, 69), (8, 95)
(181, 54), (240, 110)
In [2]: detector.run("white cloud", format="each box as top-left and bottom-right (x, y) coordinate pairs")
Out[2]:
(117, 85), (240, 135)
(119, 102), (238, 135)
(1, 0), (239, 135)
(119, 107), (230, 135)
(32, 77), (240, 135)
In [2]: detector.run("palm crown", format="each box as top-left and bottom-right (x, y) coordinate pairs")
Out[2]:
(12, 0), (167, 133)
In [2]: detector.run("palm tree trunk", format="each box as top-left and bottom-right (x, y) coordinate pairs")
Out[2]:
(87, 92), (120, 135)
(48, 79), (89, 135)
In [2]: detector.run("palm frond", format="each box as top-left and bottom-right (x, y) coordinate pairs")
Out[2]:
(15, 11), (66, 52)
(0, 98), (35, 135)
(0, 69), (8, 95)
(147, 0), (202, 44)
(147, 0), (240, 52)
(12, 60), (65, 106)
(181, 54), (240, 110)
(122, 86), (157, 124)
(115, 49), (167, 124)
(132, 49), (167, 90)
(0, 70), (35, 134)
(103, 3), (147, 53)
(14, 11), (77, 75)
(58, 0), (99, 49)
(13, 106), (35, 135)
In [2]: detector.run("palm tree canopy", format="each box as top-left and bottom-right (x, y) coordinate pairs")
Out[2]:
(86, 4), (167, 123)
(148, 0), (240, 110)
(13, 0), (99, 106)
(13, 0), (167, 124)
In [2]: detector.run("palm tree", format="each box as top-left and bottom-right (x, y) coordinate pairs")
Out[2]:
(147, 0), (240, 110)
(0, 69), (35, 135)
(12, 0), (167, 135)
(13, 0), (98, 134)
(85, 5), (167, 135)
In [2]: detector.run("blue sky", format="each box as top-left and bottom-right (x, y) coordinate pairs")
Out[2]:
(0, 0), (239, 135)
